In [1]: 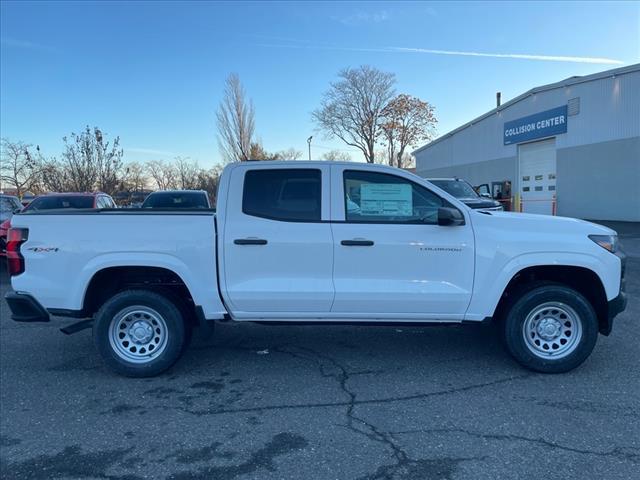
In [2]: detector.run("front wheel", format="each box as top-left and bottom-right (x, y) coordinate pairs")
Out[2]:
(93, 290), (188, 377)
(503, 284), (599, 373)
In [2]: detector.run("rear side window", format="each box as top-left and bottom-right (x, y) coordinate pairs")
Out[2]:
(243, 169), (321, 222)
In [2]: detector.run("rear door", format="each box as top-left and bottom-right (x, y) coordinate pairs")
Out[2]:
(221, 164), (334, 317)
(330, 166), (475, 319)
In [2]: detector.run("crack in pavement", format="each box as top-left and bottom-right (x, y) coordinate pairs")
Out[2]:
(389, 427), (640, 464)
(165, 363), (532, 417)
(270, 345), (488, 479)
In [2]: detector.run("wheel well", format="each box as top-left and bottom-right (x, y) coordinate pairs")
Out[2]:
(494, 265), (608, 333)
(83, 266), (196, 322)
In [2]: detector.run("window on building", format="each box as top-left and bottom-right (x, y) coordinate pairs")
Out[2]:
(243, 169), (321, 222)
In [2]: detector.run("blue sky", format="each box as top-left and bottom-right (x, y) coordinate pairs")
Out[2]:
(1, 1), (638, 167)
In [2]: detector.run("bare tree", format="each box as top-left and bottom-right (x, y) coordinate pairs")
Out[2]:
(216, 73), (255, 163)
(40, 159), (71, 192)
(145, 160), (177, 190)
(248, 141), (280, 161)
(321, 150), (352, 161)
(0, 139), (43, 196)
(60, 126), (124, 194)
(380, 94), (437, 168)
(312, 66), (395, 163)
(93, 128), (124, 194)
(174, 157), (200, 189)
(195, 165), (222, 206)
(273, 148), (303, 160)
(122, 161), (148, 192)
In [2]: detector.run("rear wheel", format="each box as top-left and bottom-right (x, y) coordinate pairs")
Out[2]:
(94, 290), (188, 377)
(503, 284), (598, 373)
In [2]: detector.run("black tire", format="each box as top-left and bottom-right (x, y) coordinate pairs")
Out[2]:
(502, 283), (599, 373)
(93, 289), (187, 377)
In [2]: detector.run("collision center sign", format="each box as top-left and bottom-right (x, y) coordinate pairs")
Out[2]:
(503, 105), (567, 145)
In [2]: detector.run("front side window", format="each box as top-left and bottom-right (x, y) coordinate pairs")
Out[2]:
(344, 170), (444, 224)
(243, 169), (321, 222)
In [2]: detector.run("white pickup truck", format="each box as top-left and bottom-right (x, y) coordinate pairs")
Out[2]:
(5, 161), (627, 377)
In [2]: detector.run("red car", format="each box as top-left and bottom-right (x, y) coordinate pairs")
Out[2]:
(0, 192), (116, 257)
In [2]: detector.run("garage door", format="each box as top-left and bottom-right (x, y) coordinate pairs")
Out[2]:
(519, 138), (556, 215)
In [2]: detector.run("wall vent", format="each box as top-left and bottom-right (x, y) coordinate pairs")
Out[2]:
(568, 97), (580, 116)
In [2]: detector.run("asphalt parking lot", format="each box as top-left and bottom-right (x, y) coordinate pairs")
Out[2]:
(1, 222), (639, 480)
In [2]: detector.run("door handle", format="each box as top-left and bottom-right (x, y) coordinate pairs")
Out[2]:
(341, 239), (374, 246)
(234, 238), (268, 245)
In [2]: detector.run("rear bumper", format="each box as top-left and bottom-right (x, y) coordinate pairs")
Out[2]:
(4, 292), (50, 322)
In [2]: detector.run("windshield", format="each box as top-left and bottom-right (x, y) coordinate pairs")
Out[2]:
(24, 196), (94, 211)
(142, 192), (209, 209)
(0, 196), (21, 213)
(430, 180), (478, 199)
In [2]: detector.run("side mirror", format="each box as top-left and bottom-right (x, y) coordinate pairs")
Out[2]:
(438, 207), (465, 226)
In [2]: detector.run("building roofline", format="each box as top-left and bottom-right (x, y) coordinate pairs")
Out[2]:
(413, 62), (640, 155)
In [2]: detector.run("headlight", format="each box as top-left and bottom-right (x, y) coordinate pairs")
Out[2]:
(589, 234), (618, 253)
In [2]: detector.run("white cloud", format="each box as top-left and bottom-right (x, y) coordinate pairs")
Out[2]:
(1, 37), (59, 53)
(254, 42), (624, 66)
(335, 10), (389, 26)
(390, 47), (625, 65)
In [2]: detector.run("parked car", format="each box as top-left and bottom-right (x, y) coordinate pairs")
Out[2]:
(0, 195), (23, 256)
(0, 192), (115, 257)
(141, 190), (210, 209)
(5, 161), (626, 377)
(0, 194), (22, 223)
(428, 178), (503, 211)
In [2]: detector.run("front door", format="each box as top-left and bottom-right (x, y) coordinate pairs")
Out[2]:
(222, 165), (334, 317)
(330, 167), (475, 319)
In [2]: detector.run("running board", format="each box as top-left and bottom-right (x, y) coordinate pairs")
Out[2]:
(60, 319), (94, 335)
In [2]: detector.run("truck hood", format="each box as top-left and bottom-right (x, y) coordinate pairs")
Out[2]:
(471, 210), (616, 236)
(459, 197), (501, 209)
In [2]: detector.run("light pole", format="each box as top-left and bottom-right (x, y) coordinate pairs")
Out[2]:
(307, 136), (313, 160)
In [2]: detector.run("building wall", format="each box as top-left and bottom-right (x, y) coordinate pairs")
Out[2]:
(556, 137), (640, 221)
(414, 66), (640, 221)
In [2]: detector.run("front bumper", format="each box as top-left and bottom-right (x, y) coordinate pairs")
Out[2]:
(5, 292), (50, 322)
(600, 251), (628, 335)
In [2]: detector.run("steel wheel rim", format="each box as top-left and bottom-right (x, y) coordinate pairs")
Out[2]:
(522, 301), (582, 359)
(109, 305), (168, 364)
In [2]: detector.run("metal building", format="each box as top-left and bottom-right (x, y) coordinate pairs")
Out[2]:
(414, 64), (640, 221)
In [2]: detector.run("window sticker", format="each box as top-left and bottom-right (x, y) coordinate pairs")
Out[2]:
(360, 183), (412, 216)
